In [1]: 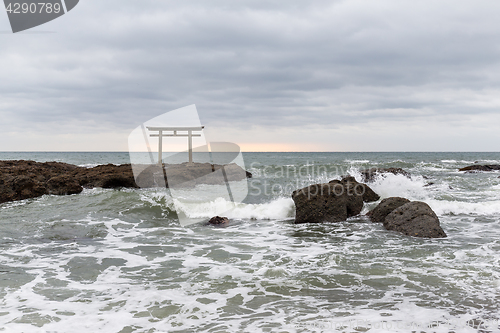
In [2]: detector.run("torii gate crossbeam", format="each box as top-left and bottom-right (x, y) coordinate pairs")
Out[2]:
(147, 126), (205, 165)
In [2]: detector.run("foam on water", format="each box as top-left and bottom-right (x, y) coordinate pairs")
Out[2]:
(344, 159), (371, 164)
(174, 197), (295, 220)
(368, 174), (430, 202)
(2, 152), (500, 332)
(429, 199), (500, 216)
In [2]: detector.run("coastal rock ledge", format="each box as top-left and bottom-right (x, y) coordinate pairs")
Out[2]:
(292, 176), (380, 223)
(359, 168), (411, 182)
(458, 165), (500, 173)
(0, 160), (251, 204)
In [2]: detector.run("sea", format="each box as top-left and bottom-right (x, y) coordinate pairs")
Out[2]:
(0, 152), (499, 333)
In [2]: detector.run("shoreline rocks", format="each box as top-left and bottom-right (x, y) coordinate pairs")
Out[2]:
(0, 160), (252, 204)
(208, 216), (230, 226)
(384, 202), (447, 238)
(366, 197), (410, 223)
(292, 176), (380, 224)
(359, 168), (411, 182)
(458, 165), (500, 173)
(367, 197), (446, 238)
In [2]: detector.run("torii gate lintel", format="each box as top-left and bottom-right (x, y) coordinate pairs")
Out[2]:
(147, 126), (205, 165)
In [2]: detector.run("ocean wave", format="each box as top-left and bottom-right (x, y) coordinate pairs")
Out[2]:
(352, 171), (430, 202)
(78, 163), (100, 168)
(441, 160), (476, 164)
(174, 197), (295, 220)
(344, 159), (370, 164)
(429, 199), (500, 216)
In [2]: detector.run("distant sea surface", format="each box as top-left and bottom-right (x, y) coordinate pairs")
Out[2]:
(1, 152), (499, 332)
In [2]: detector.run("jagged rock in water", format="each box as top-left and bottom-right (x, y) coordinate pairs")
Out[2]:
(359, 168), (411, 182)
(383, 201), (447, 238)
(292, 176), (380, 224)
(46, 175), (83, 195)
(367, 197), (411, 223)
(208, 216), (230, 225)
(0, 160), (252, 204)
(458, 165), (500, 173)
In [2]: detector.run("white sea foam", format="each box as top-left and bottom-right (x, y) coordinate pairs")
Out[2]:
(367, 173), (430, 202)
(174, 197), (295, 220)
(441, 160), (476, 164)
(78, 163), (100, 168)
(429, 199), (500, 216)
(345, 159), (370, 164)
(4, 152), (500, 332)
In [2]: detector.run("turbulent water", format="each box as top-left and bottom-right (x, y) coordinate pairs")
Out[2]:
(1, 152), (499, 333)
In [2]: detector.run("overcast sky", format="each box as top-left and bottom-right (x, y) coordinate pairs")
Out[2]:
(1, 0), (500, 151)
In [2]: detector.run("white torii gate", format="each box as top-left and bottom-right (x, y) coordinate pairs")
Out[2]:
(147, 126), (205, 165)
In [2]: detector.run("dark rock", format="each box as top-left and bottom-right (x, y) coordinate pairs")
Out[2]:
(292, 176), (380, 223)
(424, 182), (435, 187)
(46, 175), (83, 195)
(329, 176), (380, 203)
(208, 216), (229, 225)
(163, 162), (250, 188)
(384, 201), (447, 238)
(0, 160), (252, 204)
(359, 168), (411, 182)
(134, 165), (167, 188)
(359, 184), (381, 203)
(73, 164), (138, 189)
(366, 197), (410, 223)
(6, 175), (47, 202)
(459, 165), (500, 173)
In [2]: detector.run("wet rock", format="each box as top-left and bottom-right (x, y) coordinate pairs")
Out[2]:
(4, 175), (47, 202)
(0, 160), (252, 204)
(384, 201), (447, 238)
(73, 164), (138, 189)
(458, 165), (500, 173)
(208, 216), (230, 225)
(359, 168), (411, 182)
(0, 160), (76, 203)
(160, 162), (251, 188)
(292, 176), (380, 223)
(367, 197), (411, 223)
(134, 165), (167, 188)
(46, 175), (83, 195)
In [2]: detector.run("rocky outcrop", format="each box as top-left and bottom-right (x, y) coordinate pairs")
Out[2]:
(359, 168), (411, 182)
(366, 197), (410, 223)
(0, 160), (83, 203)
(163, 163), (250, 188)
(208, 216), (230, 225)
(292, 176), (380, 224)
(0, 160), (252, 204)
(73, 164), (138, 189)
(384, 201), (447, 238)
(46, 175), (83, 195)
(458, 165), (500, 173)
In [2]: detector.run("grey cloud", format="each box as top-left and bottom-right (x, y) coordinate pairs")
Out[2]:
(1, 0), (500, 149)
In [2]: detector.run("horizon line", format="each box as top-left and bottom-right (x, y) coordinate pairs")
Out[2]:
(1, 151), (500, 153)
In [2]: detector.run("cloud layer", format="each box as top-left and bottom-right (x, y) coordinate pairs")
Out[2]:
(1, 0), (500, 151)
